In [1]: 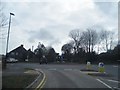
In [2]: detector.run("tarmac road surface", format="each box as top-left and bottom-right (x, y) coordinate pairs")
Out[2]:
(4, 63), (119, 89)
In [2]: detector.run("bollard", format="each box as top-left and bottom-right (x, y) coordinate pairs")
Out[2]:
(86, 61), (91, 69)
(98, 62), (105, 73)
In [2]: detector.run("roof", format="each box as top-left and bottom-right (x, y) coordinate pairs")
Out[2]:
(8, 45), (27, 54)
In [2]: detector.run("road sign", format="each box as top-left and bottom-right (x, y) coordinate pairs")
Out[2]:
(98, 62), (105, 73)
(86, 61), (91, 69)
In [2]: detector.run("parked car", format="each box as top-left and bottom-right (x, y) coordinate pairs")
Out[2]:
(25, 59), (28, 62)
(7, 58), (18, 63)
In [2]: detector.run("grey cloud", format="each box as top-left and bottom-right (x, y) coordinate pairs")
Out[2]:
(27, 27), (62, 46)
(37, 29), (54, 40)
(1, 1), (117, 54)
(28, 37), (35, 43)
(28, 28), (54, 43)
(49, 39), (61, 46)
(95, 2), (117, 18)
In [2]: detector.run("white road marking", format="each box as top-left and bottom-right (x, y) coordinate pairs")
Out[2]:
(113, 65), (118, 68)
(96, 79), (112, 89)
(64, 69), (72, 71)
(108, 79), (120, 83)
(79, 70), (84, 73)
(48, 68), (56, 70)
(113, 87), (120, 89)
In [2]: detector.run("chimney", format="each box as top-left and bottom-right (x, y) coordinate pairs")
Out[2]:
(21, 44), (23, 47)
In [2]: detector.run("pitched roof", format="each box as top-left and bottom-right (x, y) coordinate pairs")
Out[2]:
(8, 44), (27, 54)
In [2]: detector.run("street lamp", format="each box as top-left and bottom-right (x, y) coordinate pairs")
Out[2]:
(4, 12), (15, 68)
(6, 12), (15, 55)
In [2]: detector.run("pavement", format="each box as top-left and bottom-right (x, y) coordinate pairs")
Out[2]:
(2, 63), (120, 89)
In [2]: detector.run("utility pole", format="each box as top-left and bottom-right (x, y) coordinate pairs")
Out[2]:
(4, 13), (15, 69)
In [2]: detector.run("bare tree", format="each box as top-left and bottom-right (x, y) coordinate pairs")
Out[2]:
(81, 30), (89, 52)
(90, 29), (98, 52)
(69, 29), (83, 54)
(82, 28), (98, 53)
(69, 28), (98, 53)
(99, 30), (114, 52)
(109, 31), (114, 50)
(0, 2), (8, 28)
(0, 2), (8, 39)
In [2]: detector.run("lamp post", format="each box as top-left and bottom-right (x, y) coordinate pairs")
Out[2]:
(4, 12), (15, 68)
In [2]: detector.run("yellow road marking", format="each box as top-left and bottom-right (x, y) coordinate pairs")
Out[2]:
(39, 77), (47, 89)
(35, 70), (46, 90)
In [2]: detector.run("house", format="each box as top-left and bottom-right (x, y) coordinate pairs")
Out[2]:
(7, 45), (28, 62)
(26, 49), (38, 62)
(7, 45), (39, 62)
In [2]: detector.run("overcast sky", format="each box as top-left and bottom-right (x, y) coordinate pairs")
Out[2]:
(0, 0), (118, 54)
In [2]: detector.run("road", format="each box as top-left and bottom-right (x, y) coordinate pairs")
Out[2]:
(3, 63), (119, 89)
(43, 68), (107, 88)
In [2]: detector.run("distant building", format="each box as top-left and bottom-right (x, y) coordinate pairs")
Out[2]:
(26, 49), (37, 62)
(7, 45), (27, 62)
(7, 45), (38, 62)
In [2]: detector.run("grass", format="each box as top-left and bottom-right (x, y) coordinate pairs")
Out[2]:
(87, 72), (112, 77)
(2, 74), (38, 88)
(80, 69), (98, 72)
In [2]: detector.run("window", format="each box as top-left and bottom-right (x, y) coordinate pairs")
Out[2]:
(11, 52), (15, 55)
(16, 52), (18, 55)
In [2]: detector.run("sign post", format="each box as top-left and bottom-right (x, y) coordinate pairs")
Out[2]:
(98, 62), (105, 73)
(86, 61), (91, 69)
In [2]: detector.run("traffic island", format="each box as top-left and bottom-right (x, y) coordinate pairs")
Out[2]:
(80, 62), (111, 77)
(80, 69), (112, 77)
(87, 72), (112, 77)
(80, 68), (98, 72)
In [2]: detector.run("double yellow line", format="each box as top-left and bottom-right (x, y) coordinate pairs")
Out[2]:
(35, 70), (47, 90)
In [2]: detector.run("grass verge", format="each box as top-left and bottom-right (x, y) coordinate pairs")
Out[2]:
(2, 74), (38, 88)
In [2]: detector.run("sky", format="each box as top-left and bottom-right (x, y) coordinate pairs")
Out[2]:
(0, 0), (118, 54)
